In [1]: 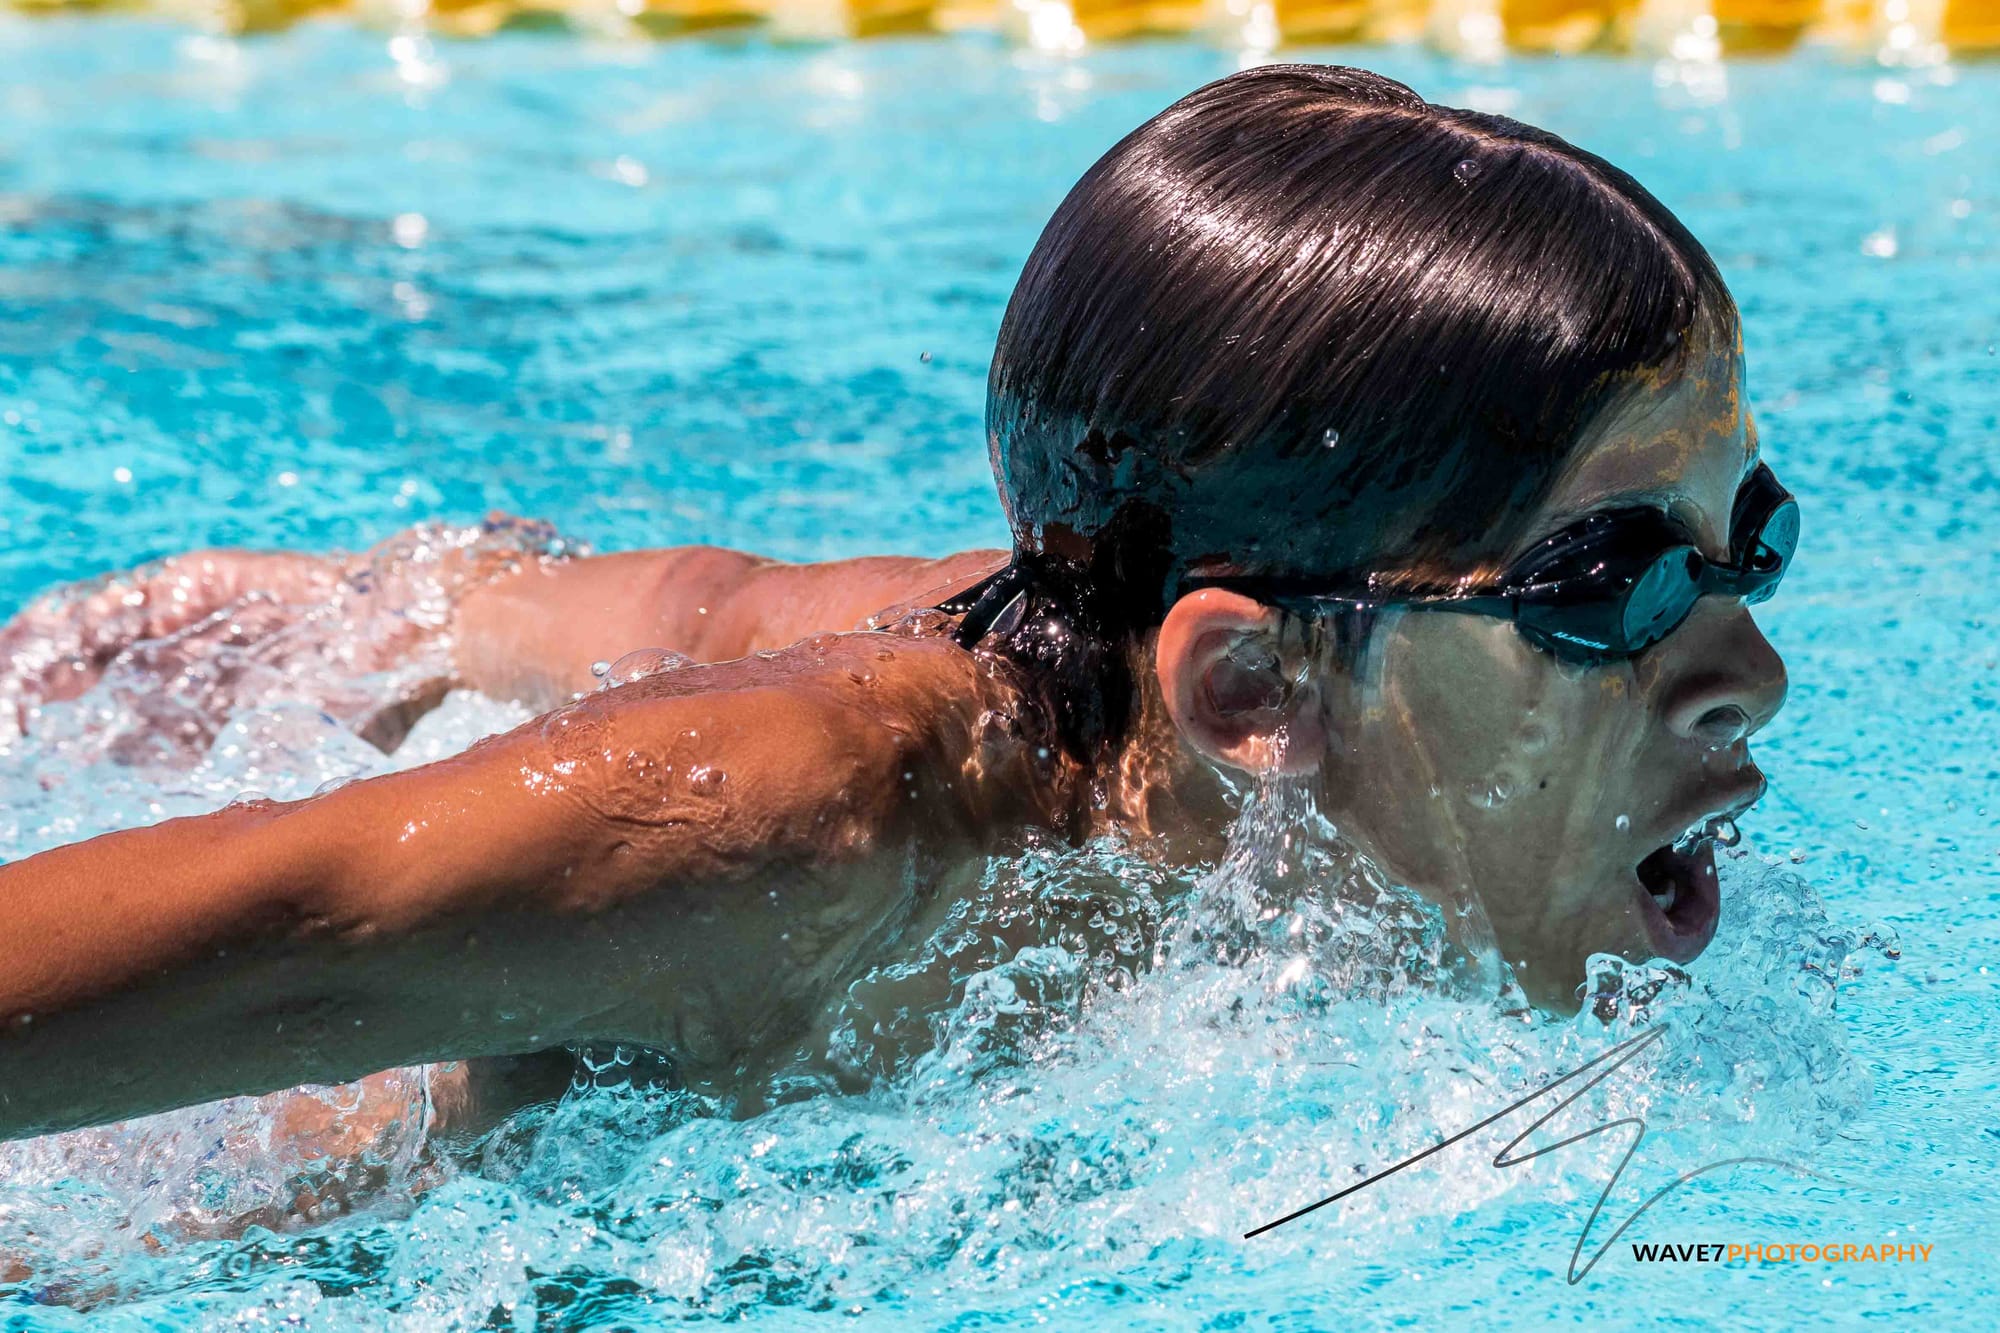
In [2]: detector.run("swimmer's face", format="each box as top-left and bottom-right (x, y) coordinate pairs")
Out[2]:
(1156, 349), (1788, 1009)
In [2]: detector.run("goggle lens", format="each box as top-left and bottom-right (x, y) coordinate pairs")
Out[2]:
(1741, 497), (1799, 605)
(1620, 548), (1704, 650)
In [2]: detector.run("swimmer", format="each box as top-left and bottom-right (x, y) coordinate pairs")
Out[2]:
(0, 65), (1790, 1143)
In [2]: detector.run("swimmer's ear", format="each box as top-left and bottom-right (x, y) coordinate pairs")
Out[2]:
(1156, 589), (1329, 777)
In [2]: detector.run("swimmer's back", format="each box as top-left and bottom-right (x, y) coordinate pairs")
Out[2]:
(452, 546), (1008, 709)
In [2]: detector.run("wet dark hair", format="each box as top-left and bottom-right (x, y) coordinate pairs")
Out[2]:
(957, 63), (1738, 760)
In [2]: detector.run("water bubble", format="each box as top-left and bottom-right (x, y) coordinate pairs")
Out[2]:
(311, 776), (356, 798)
(919, 350), (933, 363)
(1712, 817), (1741, 846)
(688, 765), (727, 794)
(1453, 157), (1482, 185)
(590, 660), (611, 678)
(1465, 776), (1516, 809)
(1321, 427), (1340, 449)
(602, 647), (692, 688)
(1615, 814), (1631, 833)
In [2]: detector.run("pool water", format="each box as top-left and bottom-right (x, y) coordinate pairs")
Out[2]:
(0, 18), (1995, 1330)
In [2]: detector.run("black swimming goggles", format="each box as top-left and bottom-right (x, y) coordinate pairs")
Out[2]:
(1187, 462), (1798, 665)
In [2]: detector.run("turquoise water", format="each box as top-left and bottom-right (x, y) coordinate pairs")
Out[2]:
(0, 18), (1996, 1329)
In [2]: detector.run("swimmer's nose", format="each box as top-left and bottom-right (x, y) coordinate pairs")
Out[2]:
(1661, 602), (1788, 749)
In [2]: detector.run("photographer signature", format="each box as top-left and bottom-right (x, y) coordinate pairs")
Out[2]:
(1244, 1023), (1841, 1282)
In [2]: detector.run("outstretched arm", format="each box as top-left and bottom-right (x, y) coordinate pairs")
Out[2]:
(0, 636), (989, 1141)
(0, 527), (1000, 740)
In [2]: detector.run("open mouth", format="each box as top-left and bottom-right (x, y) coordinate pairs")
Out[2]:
(1632, 814), (1740, 964)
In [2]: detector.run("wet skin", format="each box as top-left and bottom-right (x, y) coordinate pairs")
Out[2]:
(0, 539), (1012, 1142)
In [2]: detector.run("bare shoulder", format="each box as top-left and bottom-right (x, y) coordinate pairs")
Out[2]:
(655, 546), (1008, 660)
(517, 630), (1070, 881)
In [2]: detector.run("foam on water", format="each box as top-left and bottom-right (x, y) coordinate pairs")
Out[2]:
(0, 579), (1896, 1321)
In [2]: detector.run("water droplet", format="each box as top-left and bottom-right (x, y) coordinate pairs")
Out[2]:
(591, 660), (611, 678)
(1453, 157), (1482, 185)
(603, 647), (692, 688)
(311, 776), (355, 798)
(1713, 817), (1741, 846)
(1321, 427), (1340, 449)
(688, 765), (727, 794)
(1466, 776), (1516, 809)
(1615, 814), (1631, 833)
